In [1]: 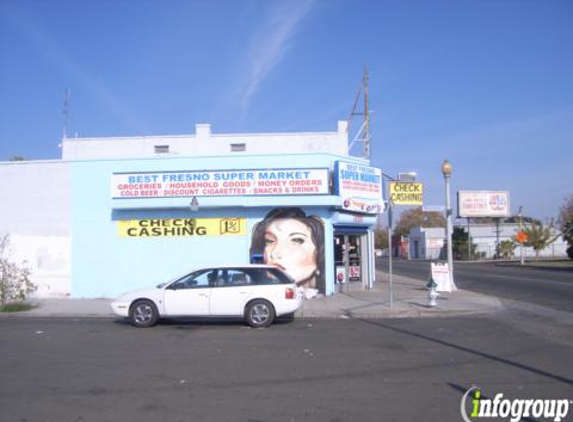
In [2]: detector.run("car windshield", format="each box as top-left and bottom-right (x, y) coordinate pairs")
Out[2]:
(156, 273), (191, 289)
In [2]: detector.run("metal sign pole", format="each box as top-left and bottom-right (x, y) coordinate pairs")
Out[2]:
(387, 199), (394, 308)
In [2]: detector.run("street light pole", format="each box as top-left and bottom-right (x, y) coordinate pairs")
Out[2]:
(441, 160), (456, 291)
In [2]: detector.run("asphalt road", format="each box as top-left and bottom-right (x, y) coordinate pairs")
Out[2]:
(377, 258), (573, 313)
(1, 315), (572, 422)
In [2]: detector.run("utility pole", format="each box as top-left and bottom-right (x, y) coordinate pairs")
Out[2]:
(363, 65), (370, 161)
(347, 65), (371, 161)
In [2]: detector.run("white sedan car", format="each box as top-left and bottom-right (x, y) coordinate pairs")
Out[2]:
(110, 265), (303, 328)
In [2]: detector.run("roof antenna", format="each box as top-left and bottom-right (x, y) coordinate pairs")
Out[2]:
(62, 88), (70, 140)
(347, 65), (371, 160)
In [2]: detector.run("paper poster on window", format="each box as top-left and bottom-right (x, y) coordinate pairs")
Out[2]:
(349, 265), (361, 282)
(336, 266), (346, 284)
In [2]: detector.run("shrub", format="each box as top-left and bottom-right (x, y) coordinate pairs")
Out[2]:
(0, 234), (36, 305)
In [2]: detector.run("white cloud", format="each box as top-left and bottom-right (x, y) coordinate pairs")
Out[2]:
(239, 0), (316, 114)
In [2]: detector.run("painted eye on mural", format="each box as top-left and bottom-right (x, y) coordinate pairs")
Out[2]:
(290, 235), (306, 245)
(264, 235), (276, 246)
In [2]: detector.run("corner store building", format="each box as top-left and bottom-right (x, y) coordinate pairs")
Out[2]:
(0, 122), (383, 298)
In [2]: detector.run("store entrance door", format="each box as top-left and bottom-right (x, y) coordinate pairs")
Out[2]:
(334, 230), (368, 292)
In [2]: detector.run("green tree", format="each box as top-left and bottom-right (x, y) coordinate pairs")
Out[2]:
(394, 207), (445, 237)
(0, 234), (36, 305)
(523, 220), (560, 260)
(557, 195), (573, 225)
(557, 195), (573, 250)
(452, 226), (477, 260)
(8, 156), (25, 161)
(498, 239), (517, 259)
(374, 227), (389, 250)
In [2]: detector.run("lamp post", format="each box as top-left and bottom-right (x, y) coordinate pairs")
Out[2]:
(441, 160), (456, 290)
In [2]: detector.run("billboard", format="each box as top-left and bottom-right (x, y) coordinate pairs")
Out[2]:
(389, 182), (424, 205)
(457, 191), (510, 218)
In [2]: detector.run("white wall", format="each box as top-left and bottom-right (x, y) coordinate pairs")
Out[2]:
(0, 161), (72, 297)
(10, 235), (71, 298)
(62, 121), (349, 160)
(408, 224), (569, 260)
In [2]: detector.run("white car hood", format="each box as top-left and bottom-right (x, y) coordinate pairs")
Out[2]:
(114, 287), (164, 303)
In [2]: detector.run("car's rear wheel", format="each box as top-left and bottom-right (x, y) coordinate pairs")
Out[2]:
(129, 300), (159, 328)
(279, 312), (295, 322)
(245, 300), (275, 328)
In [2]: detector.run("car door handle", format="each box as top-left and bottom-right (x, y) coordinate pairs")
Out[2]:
(198, 293), (209, 298)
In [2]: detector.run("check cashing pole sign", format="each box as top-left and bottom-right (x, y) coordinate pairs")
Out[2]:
(389, 181), (424, 205)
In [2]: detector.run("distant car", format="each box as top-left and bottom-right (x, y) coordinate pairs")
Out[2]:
(110, 265), (303, 328)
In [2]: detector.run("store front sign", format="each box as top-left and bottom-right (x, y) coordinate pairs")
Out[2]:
(333, 161), (383, 214)
(111, 168), (329, 199)
(118, 218), (246, 237)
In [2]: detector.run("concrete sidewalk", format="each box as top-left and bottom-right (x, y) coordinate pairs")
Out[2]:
(298, 271), (504, 318)
(0, 271), (505, 320)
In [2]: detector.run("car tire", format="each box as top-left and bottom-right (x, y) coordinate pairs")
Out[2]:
(280, 312), (295, 322)
(245, 299), (275, 328)
(129, 299), (159, 328)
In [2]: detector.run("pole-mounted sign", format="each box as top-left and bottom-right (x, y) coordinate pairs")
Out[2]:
(389, 182), (424, 205)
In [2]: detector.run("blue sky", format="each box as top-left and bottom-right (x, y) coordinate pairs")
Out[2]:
(1, 0), (571, 222)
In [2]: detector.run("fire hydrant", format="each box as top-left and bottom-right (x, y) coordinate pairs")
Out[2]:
(427, 277), (439, 307)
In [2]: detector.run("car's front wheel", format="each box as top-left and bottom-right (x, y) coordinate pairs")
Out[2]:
(129, 300), (159, 328)
(245, 300), (275, 328)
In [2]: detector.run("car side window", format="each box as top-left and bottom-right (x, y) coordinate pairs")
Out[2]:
(171, 270), (212, 290)
(225, 270), (253, 287)
(256, 269), (292, 285)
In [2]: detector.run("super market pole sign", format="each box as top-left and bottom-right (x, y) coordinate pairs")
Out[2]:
(334, 161), (383, 214)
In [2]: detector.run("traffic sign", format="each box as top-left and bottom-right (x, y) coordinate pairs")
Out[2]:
(515, 231), (528, 243)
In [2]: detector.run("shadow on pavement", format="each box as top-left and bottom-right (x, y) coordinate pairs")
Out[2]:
(358, 318), (573, 387)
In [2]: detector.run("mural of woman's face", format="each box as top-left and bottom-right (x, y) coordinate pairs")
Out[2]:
(263, 218), (317, 286)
